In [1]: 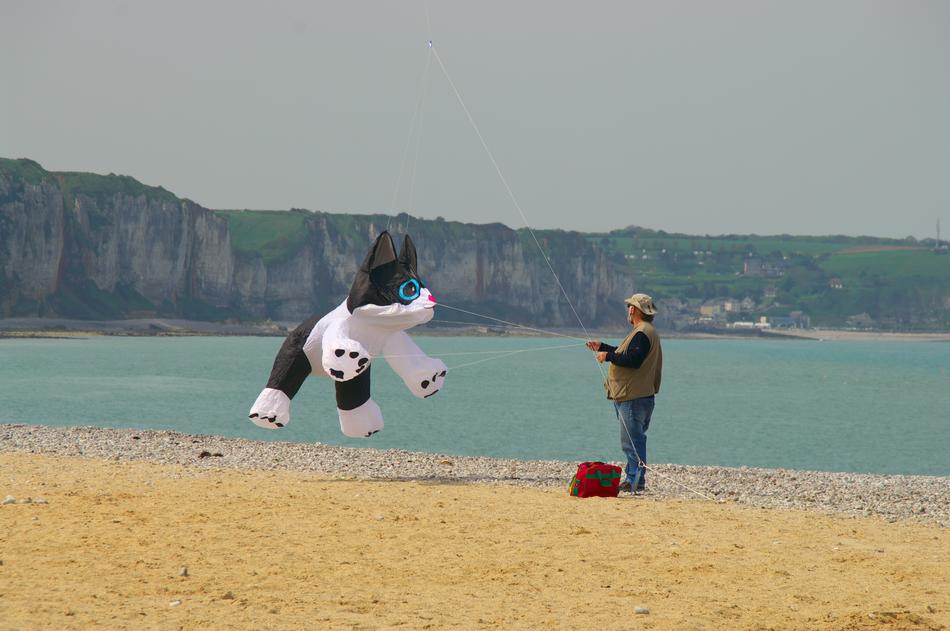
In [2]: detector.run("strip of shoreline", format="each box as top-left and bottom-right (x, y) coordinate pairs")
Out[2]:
(4, 316), (950, 341)
(2, 423), (946, 527)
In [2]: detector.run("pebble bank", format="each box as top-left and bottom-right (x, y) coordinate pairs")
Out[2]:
(2, 423), (946, 526)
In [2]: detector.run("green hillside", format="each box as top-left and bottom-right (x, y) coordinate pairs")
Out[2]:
(0, 158), (52, 184)
(0, 158), (179, 205)
(215, 209), (311, 264)
(214, 209), (509, 265)
(591, 227), (948, 329)
(822, 249), (950, 279)
(57, 171), (179, 205)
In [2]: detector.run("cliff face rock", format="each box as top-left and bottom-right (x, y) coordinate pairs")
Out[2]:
(0, 160), (635, 328)
(0, 176), (65, 304)
(67, 194), (234, 305)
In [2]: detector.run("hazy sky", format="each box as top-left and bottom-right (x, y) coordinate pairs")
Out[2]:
(2, 1), (948, 238)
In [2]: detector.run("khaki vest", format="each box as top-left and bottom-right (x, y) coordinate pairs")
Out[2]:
(604, 321), (662, 401)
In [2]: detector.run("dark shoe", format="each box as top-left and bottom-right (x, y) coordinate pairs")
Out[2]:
(618, 481), (632, 493)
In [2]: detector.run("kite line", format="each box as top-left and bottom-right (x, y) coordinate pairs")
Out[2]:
(415, 38), (715, 502)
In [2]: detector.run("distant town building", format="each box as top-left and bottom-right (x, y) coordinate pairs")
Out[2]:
(731, 317), (771, 328)
(789, 310), (810, 328)
(743, 258), (786, 277)
(846, 312), (876, 329)
(722, 299), (742, 313)
(731, 312), (809, 329)
(829, 277), (844, 289)
(770, 312), (811, 329)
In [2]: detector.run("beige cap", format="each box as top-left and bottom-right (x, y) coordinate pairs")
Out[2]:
(624, 293), (657, 315)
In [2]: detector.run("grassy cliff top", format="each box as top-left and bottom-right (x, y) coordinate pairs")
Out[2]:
(214, 209), (311, 264)
(0, 158), (179, 204)
(0, 158), (52, 184)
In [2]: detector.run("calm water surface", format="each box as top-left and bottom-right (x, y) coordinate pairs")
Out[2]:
(1, 335), (947, 475)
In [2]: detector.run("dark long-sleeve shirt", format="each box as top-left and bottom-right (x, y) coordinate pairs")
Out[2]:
(598, 333), (652, 368)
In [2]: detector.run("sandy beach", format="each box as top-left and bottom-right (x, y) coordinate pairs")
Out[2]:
(2, 429), (948, 631)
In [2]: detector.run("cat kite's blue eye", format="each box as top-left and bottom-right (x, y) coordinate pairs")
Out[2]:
(398, 279), (421, 301)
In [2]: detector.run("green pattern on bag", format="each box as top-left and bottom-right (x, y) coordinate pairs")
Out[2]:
(585, 469), (620, 487)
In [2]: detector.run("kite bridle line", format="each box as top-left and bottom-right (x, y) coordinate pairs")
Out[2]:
(432, 304), (590, 341)
(427, 317), (587, 340)
(388, 28), (433, 234)
(380, 341), (581, 370)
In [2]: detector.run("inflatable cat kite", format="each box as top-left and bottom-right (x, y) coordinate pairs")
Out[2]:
(248, 231), (446, 437)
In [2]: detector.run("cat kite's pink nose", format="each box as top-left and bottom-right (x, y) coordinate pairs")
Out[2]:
(428, 293), (437, 304)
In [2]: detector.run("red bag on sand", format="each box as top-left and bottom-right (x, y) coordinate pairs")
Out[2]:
(568, 462), (622, 498)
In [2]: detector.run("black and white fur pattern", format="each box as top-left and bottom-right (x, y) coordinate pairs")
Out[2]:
(248, 231), (446, 437)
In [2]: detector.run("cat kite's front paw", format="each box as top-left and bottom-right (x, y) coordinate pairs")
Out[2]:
(419, 367), (447, 398)
(403, 359), (447, 399)
(322, 339), (371, 382)
(249, 388), (291, 429)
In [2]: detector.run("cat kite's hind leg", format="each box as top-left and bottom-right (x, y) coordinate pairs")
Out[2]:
(319, 319), (381, 437)
(249, 316), (318, 429)
(335, 367), (384, 437)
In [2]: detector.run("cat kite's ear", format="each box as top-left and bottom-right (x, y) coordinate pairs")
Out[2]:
(348, 231), (398, 312)
(363, 231), (397, 273)
(399, 234), (418, 274)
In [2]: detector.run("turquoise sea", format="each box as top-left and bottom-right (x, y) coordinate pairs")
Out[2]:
(1, 335), (947, 476)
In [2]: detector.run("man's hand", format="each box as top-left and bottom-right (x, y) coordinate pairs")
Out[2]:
(586, 340), (601, 351)
(596, 351), (608, 363)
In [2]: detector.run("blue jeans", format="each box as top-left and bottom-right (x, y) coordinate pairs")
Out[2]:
(613, 396), (655, 489)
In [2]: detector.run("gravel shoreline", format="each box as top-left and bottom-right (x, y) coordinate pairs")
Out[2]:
(2, 423), (946, 527)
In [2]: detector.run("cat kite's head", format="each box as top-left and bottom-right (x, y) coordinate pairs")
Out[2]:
(346, 231), (436, 329)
